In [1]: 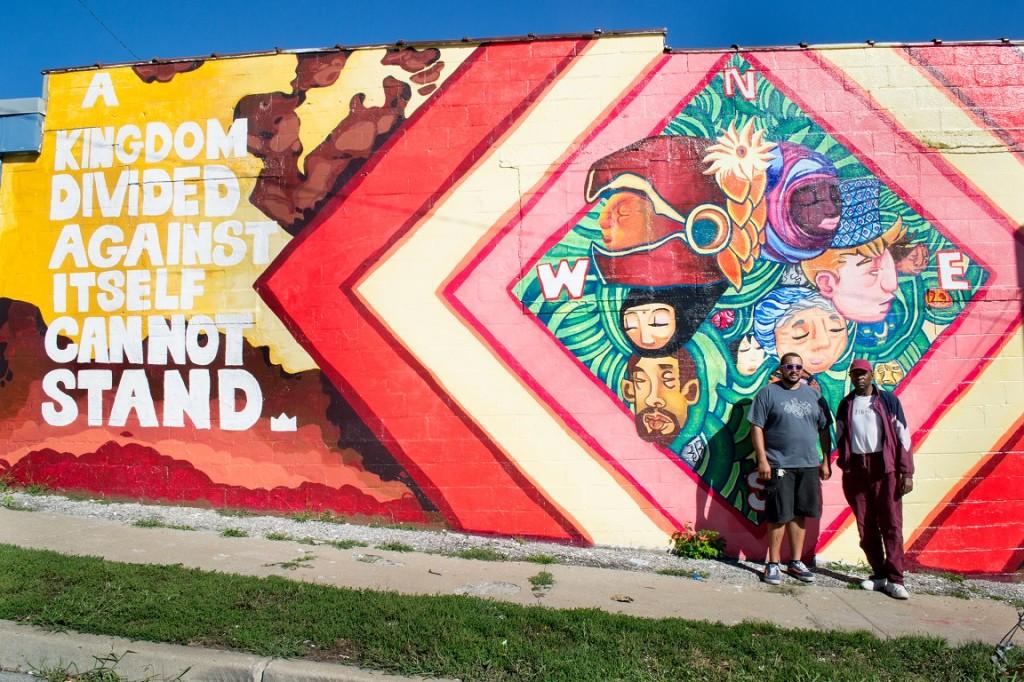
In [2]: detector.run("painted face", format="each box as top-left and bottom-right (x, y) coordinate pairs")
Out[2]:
(873, 360), (905, 386)
(789, 180), (841, 235)
(598, 192), (654, 251)
(827, 250), (899, 323)
(622, 356), (699, 445)
(735, 335), (767, 376)
(622, 303), (676, 351)
(774, 305), (849, 375)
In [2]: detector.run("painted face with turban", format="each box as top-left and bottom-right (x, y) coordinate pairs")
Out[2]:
(762, 142), (842, 264)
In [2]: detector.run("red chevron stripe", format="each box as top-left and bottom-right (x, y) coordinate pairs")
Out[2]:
(258, 40), (588, 540)
(908, 416), (1024, 574)
(902, 45), (1024, 154)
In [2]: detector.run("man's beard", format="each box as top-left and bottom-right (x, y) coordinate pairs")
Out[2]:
(635, 407), (681, 447)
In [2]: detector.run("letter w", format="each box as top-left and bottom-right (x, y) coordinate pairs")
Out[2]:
(537, 259), (589, 300)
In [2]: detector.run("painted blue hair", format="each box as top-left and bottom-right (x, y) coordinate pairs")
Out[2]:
(752, 286), (836, 357)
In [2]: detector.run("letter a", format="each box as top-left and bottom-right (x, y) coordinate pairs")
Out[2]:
(83, 73), (118, 109)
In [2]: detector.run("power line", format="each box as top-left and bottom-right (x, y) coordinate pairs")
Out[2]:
(73, 0), (140, 60)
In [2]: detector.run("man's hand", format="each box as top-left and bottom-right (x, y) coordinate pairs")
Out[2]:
(819, 462), (832, 481)
(900, 475), (914, 496)
(757, 457), (772, 482)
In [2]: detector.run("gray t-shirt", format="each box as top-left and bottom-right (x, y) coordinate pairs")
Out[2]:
(748, 383), (829, 468)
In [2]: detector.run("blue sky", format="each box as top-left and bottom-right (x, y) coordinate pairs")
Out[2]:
(2, 0), (1021, 98)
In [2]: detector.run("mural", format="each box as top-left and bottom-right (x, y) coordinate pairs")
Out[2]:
(0, 33), (1021, 574)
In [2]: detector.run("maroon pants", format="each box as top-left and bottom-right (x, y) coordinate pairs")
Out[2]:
(841, 453), (905, 585)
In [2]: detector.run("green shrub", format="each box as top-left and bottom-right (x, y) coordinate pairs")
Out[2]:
(669, 524), (726, 560)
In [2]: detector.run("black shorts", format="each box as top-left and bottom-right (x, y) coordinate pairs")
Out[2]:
(762, 466), (821, 524)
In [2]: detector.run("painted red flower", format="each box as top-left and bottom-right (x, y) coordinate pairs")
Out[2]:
(710, 309), (735, 330)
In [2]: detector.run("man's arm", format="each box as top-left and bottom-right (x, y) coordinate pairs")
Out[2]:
(818, 426), (832, 481)
(891, 394), (914, 495)
(750, 424), (771, 481)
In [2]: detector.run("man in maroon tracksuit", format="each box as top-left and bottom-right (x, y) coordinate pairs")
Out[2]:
(835, 358), (914, 600)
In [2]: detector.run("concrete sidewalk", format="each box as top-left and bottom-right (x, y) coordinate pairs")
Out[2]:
(0, 508), (1017, 678)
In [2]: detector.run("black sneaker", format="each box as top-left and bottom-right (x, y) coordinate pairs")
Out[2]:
(787, 560), (815, 583)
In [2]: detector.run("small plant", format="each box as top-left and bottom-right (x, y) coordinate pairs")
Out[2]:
(376, 541), (415, 553)
(216, 507), (255, 518)
(167, 524), (195, 531)
(265, 532), (292, 541)
(523, 553), (557, 565)
(133, 517), (166, 528)
(22, 483), (51, 495)
(449, 547), (506, 561)
(529, 570), (555, 597)
(325, 539), (368, 550)
(264, 553), (316, 571)
(656, 567), (709, 580)
(1, 493), (32, 511)
(220, 528), (248, 538)
(669, 523), (726, 560)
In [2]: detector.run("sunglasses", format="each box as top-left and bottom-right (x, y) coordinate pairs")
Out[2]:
(782, 363), (803, 371)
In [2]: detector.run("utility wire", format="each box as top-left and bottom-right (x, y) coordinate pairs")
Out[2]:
(73, 0), (140, 60)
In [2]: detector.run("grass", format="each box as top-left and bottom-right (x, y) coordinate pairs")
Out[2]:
(264, 554), (316, 571)
(1, 494), (34, 511)
(0, 544), (1015, 681)
(325, 539), (368, 550)
(528, 570), (555, 588)
(265, 532), (292, 541)
(522, 553), (557, 564)
(220, 528), (248, 538)
(656, 567), (710, 580)
(131, 518), (195, 531)
(448, 547), (507, 561)
(375, 541), (414, 553)
(215, 508), (255, 518)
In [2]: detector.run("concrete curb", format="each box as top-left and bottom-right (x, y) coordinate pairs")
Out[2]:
(0, 620), (454, 682)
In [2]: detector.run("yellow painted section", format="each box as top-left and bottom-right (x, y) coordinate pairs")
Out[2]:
(358, 34), (670, 546)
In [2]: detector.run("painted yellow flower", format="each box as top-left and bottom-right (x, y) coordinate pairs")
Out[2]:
(702, 119), (776, 203)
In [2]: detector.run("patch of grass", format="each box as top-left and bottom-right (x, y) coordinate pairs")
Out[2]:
(21, 483), (51, 495)
(375, 541), (414, 553)
(448, 547), (507, 561)
(0, 544), (1011, 680)
(528, 571), (555, 588)
(264, 553), (316, 571)
(265, 532), (292, 541)
(522, 553), (557, 565)
(656, 567), (710, 580)
(1, 494), (33, 511)
(133, 517), (166, 528)
(325, 539), (368, 550)
(929, 570), (967, 584)
(215, 508), (255, 518)
(220, 528), (248, 538)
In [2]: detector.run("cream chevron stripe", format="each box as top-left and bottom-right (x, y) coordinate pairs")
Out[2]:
(357, 34), (670, 546)
(821, 47), (1024, 224)
(816, 48), (1024, 562)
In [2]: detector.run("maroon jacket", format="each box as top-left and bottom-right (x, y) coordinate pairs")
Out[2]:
(835, 387), (914, 476)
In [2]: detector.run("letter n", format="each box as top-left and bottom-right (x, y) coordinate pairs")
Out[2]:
(536, 258), (589, 301)
(723, 67), (758, 101)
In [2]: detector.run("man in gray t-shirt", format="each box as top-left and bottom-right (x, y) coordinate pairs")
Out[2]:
(748, 352), (832, 585)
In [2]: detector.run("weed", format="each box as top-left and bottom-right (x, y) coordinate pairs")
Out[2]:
(1, 493), (33, 511)
(376, 541), (415, 553)
(449, 547), (506, 561)
(167, 524), (195, 531)
(669, 523), (726, 560)
(216, 508), (255, 518)
(30, 650), (188, 681)
(220, 528), (248, 538)
(22, 483), (51, 495)
(657, 567), (709, 580)
(528, 571), (555, 588)
(325, 539), (368, 550)
(523, 553), (557, 565)
(264, 553), (316, 571)
(265, 532), (292, 541)
(133, 517), (166, 528)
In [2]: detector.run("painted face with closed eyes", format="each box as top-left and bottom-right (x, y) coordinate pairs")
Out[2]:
(773, 303), (849, 375)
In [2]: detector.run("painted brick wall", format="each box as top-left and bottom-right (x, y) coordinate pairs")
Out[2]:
(0, 32), (1021, 574)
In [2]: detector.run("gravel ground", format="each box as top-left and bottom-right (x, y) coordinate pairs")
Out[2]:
(3, 490), (1022, 605)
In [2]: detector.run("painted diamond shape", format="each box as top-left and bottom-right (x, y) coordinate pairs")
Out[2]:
(511, 55), (988, 525)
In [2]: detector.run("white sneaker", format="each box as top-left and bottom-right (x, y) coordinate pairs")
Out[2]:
(860, 577), (887, 591)
(883, 582), (910, 600)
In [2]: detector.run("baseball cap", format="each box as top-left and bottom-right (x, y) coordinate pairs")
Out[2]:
(850, 358), (873, 374)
